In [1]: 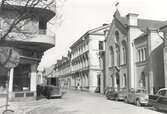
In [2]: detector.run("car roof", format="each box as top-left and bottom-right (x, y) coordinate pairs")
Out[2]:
(159, 88), (167, 91)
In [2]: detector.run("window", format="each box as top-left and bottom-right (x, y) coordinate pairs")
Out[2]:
(115, 31), (119, 44)
(39, 18), (47, 34)
(143, 48), (147, 61)
(139, 72), (146, 88)
(109, 46), (114, 67)
(99, 41), (104, 50)
(123, 74), (126, 87)
(122, 40), (127, 64)
(137, 47), (147, 62)
(116, 45), (120, 66)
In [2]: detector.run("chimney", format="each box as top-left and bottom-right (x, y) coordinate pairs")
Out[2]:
(126, 13), (139, 27)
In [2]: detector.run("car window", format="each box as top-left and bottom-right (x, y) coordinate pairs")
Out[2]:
(130, 89), (135, 93)
(136, 89), (146, 93)
(165, 91), (167, 96)
(158, 90), (166, 96)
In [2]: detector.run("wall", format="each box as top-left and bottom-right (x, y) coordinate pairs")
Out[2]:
(105, 21), (128, 89)
(151, 43), (165, 93)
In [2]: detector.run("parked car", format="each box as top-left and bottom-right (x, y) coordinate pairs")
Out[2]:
(124, 88), (148, 106)
(105, 87), (118, 100)
(37, 84), (63, 99)
(45, 85), (63, 99)
(116, 88), (128, 101)
(149, 88), (167, 111)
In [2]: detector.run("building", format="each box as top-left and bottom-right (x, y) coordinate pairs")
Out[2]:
(0, 0), (55, 100)
(160, 25), (167, 89)
(42, 65), (57, 85)
(56, 25), (109, 92)
(105, 10), (166, 94)
(55, 54), (72, 89)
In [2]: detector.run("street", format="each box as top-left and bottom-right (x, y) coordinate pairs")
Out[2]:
(27, 90), (165, 114)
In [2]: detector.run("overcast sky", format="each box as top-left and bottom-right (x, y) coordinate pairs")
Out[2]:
(38, 0), (167, 71)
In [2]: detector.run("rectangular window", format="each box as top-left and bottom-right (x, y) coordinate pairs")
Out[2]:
(143, 48), (147, 61)
(99, 41), (104, 50)
(137, 47), (147, 62)
(138, 49), (141, 62)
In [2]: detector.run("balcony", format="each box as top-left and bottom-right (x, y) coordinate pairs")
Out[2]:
(0, 0), (56, 21)
(0, 31), (55, 51)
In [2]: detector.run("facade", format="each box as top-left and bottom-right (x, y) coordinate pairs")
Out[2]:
(55, 54), (72, 89)
(161, 25), (167, 89)
(0, 0), (55, 100)
(105, 10), (166, 94)
(55, 25), (109, 93)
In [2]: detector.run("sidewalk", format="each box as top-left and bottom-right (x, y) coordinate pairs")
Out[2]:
(0, 97), (50, 114)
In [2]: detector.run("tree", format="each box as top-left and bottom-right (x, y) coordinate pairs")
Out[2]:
(0, 0), (59, 69)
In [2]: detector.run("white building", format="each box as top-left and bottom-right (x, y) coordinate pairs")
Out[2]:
(69, 25), (110, 92)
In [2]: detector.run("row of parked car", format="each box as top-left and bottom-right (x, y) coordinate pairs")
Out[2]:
(37, 84), (63, 99)
(105, 87), (167, 111)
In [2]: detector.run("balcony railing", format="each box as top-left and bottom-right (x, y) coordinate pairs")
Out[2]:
(6, 31), (55, 46)
(0, 0), (56, 13)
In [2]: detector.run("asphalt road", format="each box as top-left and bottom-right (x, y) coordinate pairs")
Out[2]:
(28, 90), (165, 114)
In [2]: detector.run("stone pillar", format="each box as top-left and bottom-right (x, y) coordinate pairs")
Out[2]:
(127, 13), (141, 90)
(163, 31), (167, 89)
(8, 68), (14, 99)
(9, 68), (14, 92)
(164, 47), (167, 88)
(88, 70), (97, 92)
(100, 72), (104, 94)
(147, 28), (163, 94)
(30, 64), (37, 92)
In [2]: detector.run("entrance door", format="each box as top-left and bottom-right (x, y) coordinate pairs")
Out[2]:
(13, 64), (31, 92)
(116, 72), (120, 90)
(97, 74), (101, 93)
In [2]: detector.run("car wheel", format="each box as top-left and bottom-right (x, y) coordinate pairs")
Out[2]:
(115, 96), (118, 101)
(153, 104), (159, 111)
(124, 97), (128, 103)
(136, 99), (141, 107)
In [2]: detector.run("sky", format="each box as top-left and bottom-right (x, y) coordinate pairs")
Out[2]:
(38, 0), (167, 71)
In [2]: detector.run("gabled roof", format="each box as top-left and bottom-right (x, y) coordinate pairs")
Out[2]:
(114, 10), (167, 32)
(70, 24), (110, 49)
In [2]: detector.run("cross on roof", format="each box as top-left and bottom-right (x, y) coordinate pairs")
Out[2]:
(115, 2), (119, 10)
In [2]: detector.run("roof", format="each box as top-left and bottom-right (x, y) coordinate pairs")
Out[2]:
(158, 88), (167, 91)
(117, 16), (167, 32)
(113, 10), (167, 33)
(70, 24), (110, 49)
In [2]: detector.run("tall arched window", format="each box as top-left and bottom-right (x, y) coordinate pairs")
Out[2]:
(116, 73), (120, 89)
(122, 40), (127, 64)
(115, 31), (119, 44)
(123, 74), (127, 87)
(116, 44), (120, 66)
(109, 46), (114, 67)
(139, 72), (146, 88)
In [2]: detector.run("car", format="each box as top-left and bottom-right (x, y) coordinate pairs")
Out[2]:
(149, 88), (167, 111)
(116, 88), (128, 101)
(105, 87), (118, 100)
(45, 85), (63, 99)
(37, 84), (63, 98)
(124, 88), (148, 106)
